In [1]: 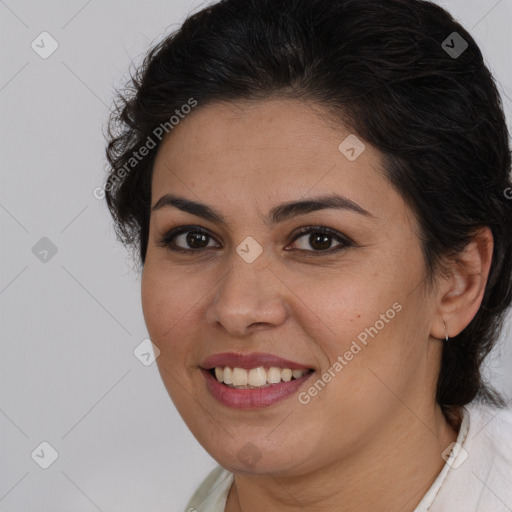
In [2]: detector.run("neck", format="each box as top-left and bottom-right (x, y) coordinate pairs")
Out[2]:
(226, 404), (460, 512)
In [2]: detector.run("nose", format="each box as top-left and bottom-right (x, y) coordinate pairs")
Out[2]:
(205, 255), (289, 337)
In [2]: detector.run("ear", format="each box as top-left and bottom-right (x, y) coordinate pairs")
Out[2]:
(431, 227), (494, 340)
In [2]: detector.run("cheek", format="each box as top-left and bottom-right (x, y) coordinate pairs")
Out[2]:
(141, 266), (193, 352)
(141, 268), (200, 407)
(141, 269), (166, 339)
(301, 271), (414, 389)
(293, 272), (385, 350)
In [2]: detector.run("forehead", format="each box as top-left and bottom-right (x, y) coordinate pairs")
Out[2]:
(150, 98), (402, 224)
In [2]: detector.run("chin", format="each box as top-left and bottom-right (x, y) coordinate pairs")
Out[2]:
(209, 442), (312, 476)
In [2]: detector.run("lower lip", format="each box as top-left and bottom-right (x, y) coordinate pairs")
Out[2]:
(201, 368), (315, 409)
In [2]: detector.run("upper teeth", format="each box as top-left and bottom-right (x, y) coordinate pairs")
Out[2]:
(214, 366), (309, 388)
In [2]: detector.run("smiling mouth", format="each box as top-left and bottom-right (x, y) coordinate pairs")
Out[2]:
(208, 366), (315, 389)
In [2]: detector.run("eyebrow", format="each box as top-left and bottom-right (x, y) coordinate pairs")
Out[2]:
(151, 193), (375, 226)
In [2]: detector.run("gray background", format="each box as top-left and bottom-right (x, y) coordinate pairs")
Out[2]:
(1, 1), (511, 511)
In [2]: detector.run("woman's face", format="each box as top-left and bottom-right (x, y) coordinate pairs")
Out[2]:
(141, 98), (443, 475)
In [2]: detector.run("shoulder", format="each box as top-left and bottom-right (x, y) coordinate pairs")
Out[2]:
(430, 401), (512, 511)
(183, 465), (234, 512)
(465, 401), (512, 465)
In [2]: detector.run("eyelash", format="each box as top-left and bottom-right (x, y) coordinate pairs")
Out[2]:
(156, 224), (354, 256)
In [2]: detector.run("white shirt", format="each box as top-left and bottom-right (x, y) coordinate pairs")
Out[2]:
(183, 402), (512, 511)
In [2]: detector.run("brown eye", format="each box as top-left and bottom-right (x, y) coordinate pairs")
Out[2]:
(157, 226), (220, 253)
(289, 226), (352, 254)
(179, 231), (211, 249)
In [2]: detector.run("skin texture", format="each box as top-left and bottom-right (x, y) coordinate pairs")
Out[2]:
(141, 98), (493, 511)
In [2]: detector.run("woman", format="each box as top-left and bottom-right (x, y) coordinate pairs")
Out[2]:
(104, 0), (512, 510)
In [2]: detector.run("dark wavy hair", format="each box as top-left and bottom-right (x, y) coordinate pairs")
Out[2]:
(104, 0), (512, 413)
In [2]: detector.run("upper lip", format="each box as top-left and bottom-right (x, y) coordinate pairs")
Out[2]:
(200, 352), (314, 370)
